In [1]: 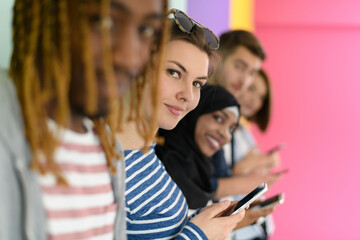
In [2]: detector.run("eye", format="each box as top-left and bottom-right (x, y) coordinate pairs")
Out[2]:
(139, 25), (157, 39)
(167, 69), (181, 79)
(88, 15), (102, 28)
(193, 81), (204, 89)
(88, 15), (117, 35)
(234, 64), (243, 71)
(213, 115), (223, 123)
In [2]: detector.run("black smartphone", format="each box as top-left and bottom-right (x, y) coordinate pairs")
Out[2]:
(250, 193), (285, 210)
(230, 182), (268, 215)
(266, 143), (286, 154)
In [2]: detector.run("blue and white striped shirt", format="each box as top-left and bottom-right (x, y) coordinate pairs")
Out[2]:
(124, 146), (207, 240)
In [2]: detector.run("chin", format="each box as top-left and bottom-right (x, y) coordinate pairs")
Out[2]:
(159, 124), (177, 131)
(87, 110), (109, 119)
(158, 120), (178, 131)
(71, 103), (109, 119)
(203, 150), (214, 158)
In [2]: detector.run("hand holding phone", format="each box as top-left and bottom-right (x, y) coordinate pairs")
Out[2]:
(266, 143), (286, 154)
(230, 183), (268, 215)
(250, 193), (285, 210)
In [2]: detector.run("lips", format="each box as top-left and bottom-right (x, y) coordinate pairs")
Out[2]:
(231, 83), (243, 91)
(165, 104), (184, 117)
(206, 134), (221, 151)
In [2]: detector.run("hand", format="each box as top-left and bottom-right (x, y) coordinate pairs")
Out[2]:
(191, 200), (246, 240)
(233, 148), (282, 176)
(232, 149), (268, 175)
(234, 206), (274, 230)
(268, 151), (281, 169)
(252, 168), (283, 188)
(215, 171), (283, 200)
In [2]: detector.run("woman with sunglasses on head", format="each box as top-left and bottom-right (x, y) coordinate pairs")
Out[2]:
(118, 10), (245, 240)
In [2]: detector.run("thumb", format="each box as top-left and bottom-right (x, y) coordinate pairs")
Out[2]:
(226, 208), (246, 224)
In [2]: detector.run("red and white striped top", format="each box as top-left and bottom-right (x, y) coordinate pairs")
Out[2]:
(38, 119), (117, 240)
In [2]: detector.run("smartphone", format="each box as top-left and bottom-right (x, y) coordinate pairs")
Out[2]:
(250, 193), (285, 210)
(273, 168), (289, 175)
(231, 182), (268, 215)
(266, 143), (286, 154)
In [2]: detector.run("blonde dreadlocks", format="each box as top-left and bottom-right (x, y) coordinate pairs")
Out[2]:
(10, 0), (169, 185)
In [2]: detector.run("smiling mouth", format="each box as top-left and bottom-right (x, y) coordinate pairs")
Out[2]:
(206, 134), (221, 151)
(165, 104), (184, 117)
(231, 83), (243, 91)
(95, 66), (139, 97)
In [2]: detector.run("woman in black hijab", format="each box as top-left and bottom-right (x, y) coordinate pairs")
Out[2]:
(155, 84), (240, 209)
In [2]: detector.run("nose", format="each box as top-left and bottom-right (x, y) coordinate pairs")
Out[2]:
(248, 94), (256, 105)
(176, 80), (194, 103)
(220, 126), (232, 143)
(243, 72), (253, 90)
(112, 25), (146, 77)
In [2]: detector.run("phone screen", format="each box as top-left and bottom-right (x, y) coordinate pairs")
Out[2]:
(231, 183), (268, 215)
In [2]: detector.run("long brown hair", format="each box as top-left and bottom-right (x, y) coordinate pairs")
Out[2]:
(169, 19), (219, 77)
(248, 69), (272, 132)
(10, 0), (168, 184)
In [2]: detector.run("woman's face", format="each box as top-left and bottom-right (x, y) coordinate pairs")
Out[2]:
(194, 109), (238, 157)
(237, 72), (267, 118)
(157, 40), (209, 130)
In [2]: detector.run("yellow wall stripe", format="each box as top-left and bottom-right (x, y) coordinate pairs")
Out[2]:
(230, 0), (254, 31)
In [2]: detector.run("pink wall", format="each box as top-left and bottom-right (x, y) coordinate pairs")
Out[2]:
(253, 0), (360, 239)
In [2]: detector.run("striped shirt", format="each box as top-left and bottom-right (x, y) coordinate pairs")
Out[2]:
(38, 119), (117, 240)
(125, 146), (207, 240)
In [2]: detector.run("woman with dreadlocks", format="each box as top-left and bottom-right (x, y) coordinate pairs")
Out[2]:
(118, 11), (246, 240)
(0, 0), (168, 239)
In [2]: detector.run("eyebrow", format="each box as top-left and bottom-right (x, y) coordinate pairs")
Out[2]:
(144, 13), (164, 21)
(197, 76), (208, 80)
(110, 1), (130, 13)
(111, 1), (164, 20)
(168, 60), (187, 73)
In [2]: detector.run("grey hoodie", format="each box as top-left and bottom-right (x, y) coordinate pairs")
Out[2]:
(0, 70), (127, 240)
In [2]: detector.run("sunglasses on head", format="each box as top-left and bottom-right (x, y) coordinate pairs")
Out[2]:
(168, 8), (219, 50)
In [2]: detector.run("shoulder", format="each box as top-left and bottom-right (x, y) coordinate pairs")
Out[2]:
(0, 70), (17, 103)
(0, 70), (22, 118)
(0, 69), (27, 155)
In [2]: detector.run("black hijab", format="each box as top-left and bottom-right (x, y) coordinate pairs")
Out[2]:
(155, 84), (240, 209)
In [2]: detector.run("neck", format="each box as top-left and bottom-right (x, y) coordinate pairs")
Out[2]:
(117, 120), (158, 150)
(47, 101), (87, 133)
(68, 112), (87, 133)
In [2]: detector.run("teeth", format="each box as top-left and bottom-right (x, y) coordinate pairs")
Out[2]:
(207, 135), (220, 149)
